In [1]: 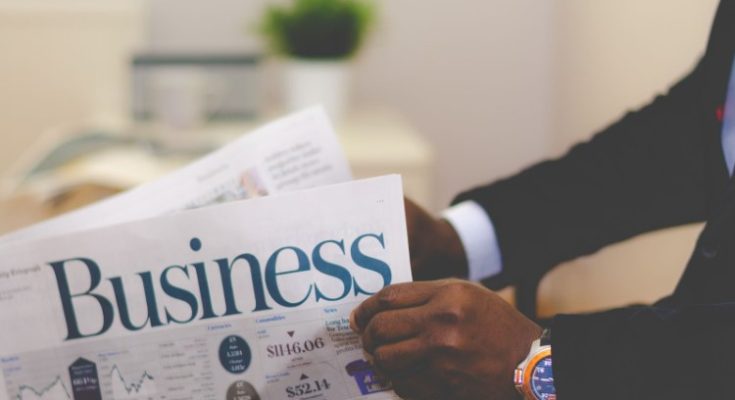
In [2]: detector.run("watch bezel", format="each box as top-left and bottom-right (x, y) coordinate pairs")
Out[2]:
(517, 346), (553, 400)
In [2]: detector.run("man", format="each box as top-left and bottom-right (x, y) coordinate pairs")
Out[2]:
(350, 1), (735, 399)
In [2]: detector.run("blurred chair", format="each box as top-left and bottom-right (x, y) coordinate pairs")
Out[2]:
(0, 0), (144, 187)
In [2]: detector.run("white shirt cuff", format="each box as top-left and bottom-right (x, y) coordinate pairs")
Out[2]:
(442, 200), (503, 281)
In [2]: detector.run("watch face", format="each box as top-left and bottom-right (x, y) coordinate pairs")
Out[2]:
(531, 356), (555, 400)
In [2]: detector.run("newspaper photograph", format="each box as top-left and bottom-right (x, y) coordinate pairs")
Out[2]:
(0, 175), (410, 400)
(0, 106), (351, 245)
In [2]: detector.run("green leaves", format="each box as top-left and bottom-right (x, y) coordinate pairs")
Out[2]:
(260, 0), (375, 60)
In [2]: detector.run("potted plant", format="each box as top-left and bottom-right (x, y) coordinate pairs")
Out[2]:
(260, 0), (375, 121)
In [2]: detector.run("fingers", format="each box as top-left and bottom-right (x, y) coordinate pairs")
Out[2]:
(351, 282), (438, 333)
(361, 307), (424, 353)
(371, 337), (427, 375)
(391, 368), (449, 400)
(369, 337), (454, 400)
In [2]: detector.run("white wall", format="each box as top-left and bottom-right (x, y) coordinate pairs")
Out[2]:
(0, 1), (143, 177)
(147, 0), (266, 53)
(352, 0), (554, 208)
(146, 0), (556, 209)
(552, 0), (719, 152)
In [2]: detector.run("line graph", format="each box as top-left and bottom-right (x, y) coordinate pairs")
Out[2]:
(109, 364), (157, 399)
(3, 319), (221, 400)
(16, 376), (71, 400)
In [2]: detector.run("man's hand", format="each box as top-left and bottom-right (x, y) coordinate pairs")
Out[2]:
(351, 279), (542, 400)
(405, 198), (468, 280)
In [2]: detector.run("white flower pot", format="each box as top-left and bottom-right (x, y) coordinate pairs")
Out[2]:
(284, 59), (350, 122)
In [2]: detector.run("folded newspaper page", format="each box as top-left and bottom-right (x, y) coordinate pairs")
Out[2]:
(0, 106), (351, 245)
(0, 175), (410, 400)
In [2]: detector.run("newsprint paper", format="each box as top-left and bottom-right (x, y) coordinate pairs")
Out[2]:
(0, 175), (410, 400)
(0, 106), (352, 245)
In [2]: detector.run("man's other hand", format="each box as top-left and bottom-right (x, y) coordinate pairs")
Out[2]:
(350, 279), (542, 400)
(405, 198), (468, 280)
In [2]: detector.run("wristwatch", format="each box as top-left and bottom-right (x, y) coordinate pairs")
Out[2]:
(514, 328), (556, 400)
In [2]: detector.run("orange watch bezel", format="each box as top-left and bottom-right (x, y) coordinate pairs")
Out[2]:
(519, 347), (553, 400)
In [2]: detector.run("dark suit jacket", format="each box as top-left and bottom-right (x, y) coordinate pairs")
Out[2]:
(454, 1), (735, 398)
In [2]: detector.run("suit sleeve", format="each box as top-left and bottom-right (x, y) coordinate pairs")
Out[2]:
(551, 303), (735, 399)
(453, 59), (721, 286)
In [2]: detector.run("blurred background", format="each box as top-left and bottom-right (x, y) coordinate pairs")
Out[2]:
(0, 0), (721, 316)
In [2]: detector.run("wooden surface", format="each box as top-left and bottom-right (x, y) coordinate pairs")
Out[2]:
(0, 184), (119, 236)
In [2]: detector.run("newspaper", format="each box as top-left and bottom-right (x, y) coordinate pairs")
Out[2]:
(0, 175), (410, 400)
(0, 106), (352, 244)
